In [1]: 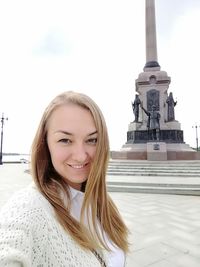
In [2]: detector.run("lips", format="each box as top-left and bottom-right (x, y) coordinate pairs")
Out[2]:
(68, 163), (88, 169)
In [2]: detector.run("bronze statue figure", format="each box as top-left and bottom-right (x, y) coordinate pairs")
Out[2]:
(141, 104), (160, 141)
(132, 94), (141, 122)
(166, 92), (177, 121)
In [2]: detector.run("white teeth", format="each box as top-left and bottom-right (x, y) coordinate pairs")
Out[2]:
(70, 164), (84, 169)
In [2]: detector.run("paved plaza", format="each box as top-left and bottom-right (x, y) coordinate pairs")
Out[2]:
(0, 164), (200, 266)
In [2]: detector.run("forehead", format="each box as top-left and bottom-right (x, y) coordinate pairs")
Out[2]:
(47, 104), (96, 131)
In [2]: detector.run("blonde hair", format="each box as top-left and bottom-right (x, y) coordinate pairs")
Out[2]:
(31, 91), (129, 252)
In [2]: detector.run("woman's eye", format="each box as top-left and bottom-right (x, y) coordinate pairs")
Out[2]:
(58, 138), (71, 144)
(87, 138), (97, 144)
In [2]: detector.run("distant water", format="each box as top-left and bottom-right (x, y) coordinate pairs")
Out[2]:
(3, 154), (30, 163)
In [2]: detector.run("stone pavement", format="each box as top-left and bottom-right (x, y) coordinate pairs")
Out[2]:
(0, 164), (200, 266)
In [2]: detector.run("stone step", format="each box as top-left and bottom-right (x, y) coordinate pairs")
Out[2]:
(107, 181), (200, 188)
(107, 185), (200, 196)
(107, 160), (200, 177)
(107, 170), (200, 177)
(106, 160), (200, 195)
(108, 165), (200, 169)
(108, 163), (200, 169)
(108, 164), (200, 169)
(109, 159), (200, 166)
(106, 181), (200, 195)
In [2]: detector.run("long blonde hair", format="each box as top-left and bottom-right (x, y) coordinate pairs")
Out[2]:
(31, 91), (129, 252)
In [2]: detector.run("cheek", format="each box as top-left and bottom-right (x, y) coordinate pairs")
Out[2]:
(49, 147), (70, 163)
(89, 147), (97, 159)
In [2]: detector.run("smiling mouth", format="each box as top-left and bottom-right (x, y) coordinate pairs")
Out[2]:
(68, 163), (88, 169)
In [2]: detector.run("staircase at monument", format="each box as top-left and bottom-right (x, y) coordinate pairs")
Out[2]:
(106, 160), (200, 195)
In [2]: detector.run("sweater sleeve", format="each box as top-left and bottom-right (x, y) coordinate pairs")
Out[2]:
(0, 227), (31, 266)
(0, 188), (48, 267)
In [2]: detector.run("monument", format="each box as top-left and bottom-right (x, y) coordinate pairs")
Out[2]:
(112, 0), (200, 160)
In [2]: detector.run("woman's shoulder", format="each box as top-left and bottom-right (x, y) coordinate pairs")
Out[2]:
(0, 183), (54, 226)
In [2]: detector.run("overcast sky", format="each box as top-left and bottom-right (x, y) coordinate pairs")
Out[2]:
(0, 0), (200, 154)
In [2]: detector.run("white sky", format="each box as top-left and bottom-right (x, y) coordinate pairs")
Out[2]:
(0, 0), (200, 154)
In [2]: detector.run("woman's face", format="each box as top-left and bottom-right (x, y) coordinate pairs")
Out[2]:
(47, 104), (97, 190)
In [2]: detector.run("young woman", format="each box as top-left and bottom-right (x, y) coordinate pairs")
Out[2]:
(0, 91), (129, 266)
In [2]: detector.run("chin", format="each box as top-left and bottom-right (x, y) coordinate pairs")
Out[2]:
(67, 175), (88, 185)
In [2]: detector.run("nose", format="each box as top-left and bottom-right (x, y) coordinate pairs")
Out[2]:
(71, 143), (88, 162)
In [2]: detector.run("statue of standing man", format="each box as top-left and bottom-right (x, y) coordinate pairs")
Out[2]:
(132, 94), (141, 122)
(166, 92), (177, 121)
(141, 104), (160, 141)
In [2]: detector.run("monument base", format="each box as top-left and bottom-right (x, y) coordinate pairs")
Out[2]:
(147, 142), (167, 161)
(127, 129), (184, 143)
(111, 142), (200, 161)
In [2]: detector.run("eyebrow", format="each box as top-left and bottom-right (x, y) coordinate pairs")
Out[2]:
(55, 130), (98, 136)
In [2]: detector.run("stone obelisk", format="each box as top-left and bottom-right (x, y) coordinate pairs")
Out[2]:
(144, 0), (160, 70)
(114, 0), (197, 160)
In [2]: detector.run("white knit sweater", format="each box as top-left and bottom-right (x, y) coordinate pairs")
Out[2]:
(0, 184), (125, 267)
